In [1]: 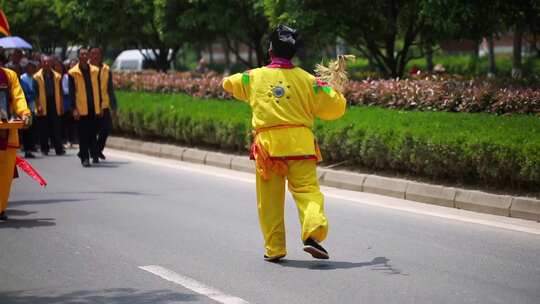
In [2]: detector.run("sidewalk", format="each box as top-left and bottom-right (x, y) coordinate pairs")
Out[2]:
(107, 136), (540, 222)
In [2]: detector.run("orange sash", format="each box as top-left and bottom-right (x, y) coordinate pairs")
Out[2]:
(250, 124), (322, 181)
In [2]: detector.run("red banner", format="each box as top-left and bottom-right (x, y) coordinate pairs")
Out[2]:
(15, 156), (47, 187)
(0, 10), (10, 37)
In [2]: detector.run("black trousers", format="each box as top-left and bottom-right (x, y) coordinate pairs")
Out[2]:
(62, 110), (78, 144)
(21, 114), (36, 152)
(38, 114), (64, 154)
(77, 115), (98, 161)
(97, 109), (112, 153)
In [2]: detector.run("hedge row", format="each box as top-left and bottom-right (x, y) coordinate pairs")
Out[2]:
(113, 71), (540, 115)
(116, 91), (540, 192)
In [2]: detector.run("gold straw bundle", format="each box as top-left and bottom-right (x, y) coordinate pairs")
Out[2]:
(314, 55), (356, 93)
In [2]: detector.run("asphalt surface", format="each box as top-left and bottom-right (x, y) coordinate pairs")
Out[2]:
(1, 148), (539, 304)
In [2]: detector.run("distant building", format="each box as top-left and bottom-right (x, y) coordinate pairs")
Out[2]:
(200, 42), (256, 66)
(440, 34), (538, 56)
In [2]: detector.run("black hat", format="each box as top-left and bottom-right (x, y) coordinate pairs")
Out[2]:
(270, 24), (299, 60)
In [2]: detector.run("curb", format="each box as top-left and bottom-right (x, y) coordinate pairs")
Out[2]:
(107, 136), (540, 222)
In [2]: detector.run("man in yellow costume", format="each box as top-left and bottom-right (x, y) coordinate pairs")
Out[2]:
(223, 25), (346, 261)
(0, 58), (32, 221)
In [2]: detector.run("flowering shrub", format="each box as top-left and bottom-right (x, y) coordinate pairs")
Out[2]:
(114, 71), (540, 115)
(345, 76), (540, 114)
(113, 71), (229, 99)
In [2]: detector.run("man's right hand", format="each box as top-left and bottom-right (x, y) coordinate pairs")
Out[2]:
(73, 109), (80, 120)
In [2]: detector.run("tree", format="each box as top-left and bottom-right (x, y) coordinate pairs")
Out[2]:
(265, 0), (432, 78)
(55, 0), (197, 71)
(498, 1), (540, 78)
(422, 0), (504, 76)
(187, 0), (270, 68)
(1, 0), (76, 53)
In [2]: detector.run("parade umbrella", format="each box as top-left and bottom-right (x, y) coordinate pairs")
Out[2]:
(0, 36), (32, 49)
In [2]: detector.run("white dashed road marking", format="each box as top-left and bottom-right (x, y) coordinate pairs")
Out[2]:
(139, 265), (250, 304)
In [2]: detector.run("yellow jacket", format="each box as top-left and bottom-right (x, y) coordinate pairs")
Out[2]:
(92, 63), (110, 109)
(1, 68), (30, 147)
(33, 69), (63, 116)
(223, 67), (346, 157)
(68, 63), (106, 115)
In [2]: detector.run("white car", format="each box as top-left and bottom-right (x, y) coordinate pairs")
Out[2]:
(112, 49), (174, 71)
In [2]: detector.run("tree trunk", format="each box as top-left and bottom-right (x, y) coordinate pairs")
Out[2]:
(512, 28), (523, 79)
(469, 40), (480, 74)
(425, 43), (434, 73)
(223, 42), (231, 74)
(234, 41), (241, 63)
(208, 43), (214, 65)
(336, 37), (346, 56)
(60, 44), (68, 61)
(487, 35), (496, 77)
(254, 42), (265, 67)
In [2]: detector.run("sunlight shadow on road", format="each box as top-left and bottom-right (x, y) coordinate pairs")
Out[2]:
(10, 198), (90, 206)
(0, 218), (55, 229)
(79, 191), (157, 196)
(89, 161), (131, 169)
(277, 256), (408, 275)
(0, 288), (198, 304)
(5, 209), (38, 216)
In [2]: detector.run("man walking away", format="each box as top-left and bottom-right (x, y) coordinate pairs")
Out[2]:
(34, 55), (65, 156)
(69, 48), (106, 167)
(89, 47), (117, 160)
(19, 61), (38, 158)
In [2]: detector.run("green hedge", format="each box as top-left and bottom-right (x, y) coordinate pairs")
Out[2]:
(116, 91), (540, 191)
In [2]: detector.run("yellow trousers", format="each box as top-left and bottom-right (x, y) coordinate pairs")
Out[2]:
(256, 159), (328, 257)
(0, 148), (17, 213)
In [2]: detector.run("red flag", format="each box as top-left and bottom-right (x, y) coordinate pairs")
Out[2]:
(15, 156), (47, 187)
(0, 10), (10, 37)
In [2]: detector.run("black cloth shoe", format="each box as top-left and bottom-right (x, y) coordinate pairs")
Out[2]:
(42, 150), (49, 156)
(56, 150), (66, 156)
(98, 152), (106, 160)
(82, 159), (91, 167)
(24, 152), (36, 159)
(303, 237), (329, 259)
(264, 254), (286, 262)
(0, 211), (8, 221)
(92, 157), (100, 164)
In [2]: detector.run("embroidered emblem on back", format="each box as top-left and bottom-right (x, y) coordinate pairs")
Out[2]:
(272, 86), (285, 98)
(268, 81), (292, 103)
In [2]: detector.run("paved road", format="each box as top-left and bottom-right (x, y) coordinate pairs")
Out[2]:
(1, 149), (540, 304)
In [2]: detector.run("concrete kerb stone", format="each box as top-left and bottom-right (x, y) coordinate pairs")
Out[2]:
(231, 156), (255, 173)
(363, 175), (408, 199)
(205, 152), (233, 169)
(141, 142), (160, 157)
(159, 144), (185, 160)
(510, 197), (540, 222)
(454, 190), (512, 216)
(320, 169), (366, 192)
(123, 139), (141, 154)
(106, 137), (124, 150)
(317, 168), (329, 182)
(405, 182), (457, 208)
(182, 148), (208, 164)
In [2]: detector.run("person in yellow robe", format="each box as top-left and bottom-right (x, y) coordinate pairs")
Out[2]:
(0, 62), (32, 221)
(222, 25), (346, 261)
